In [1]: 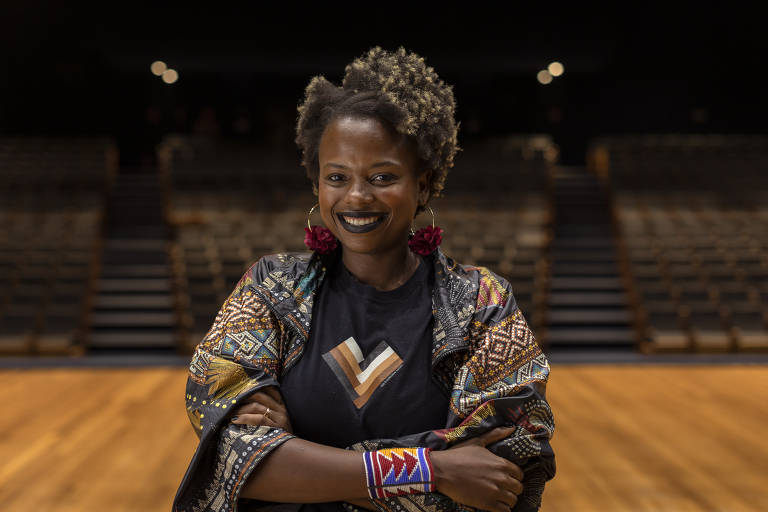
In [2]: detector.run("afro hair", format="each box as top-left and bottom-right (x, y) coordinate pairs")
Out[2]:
(295, 46), (460, 214)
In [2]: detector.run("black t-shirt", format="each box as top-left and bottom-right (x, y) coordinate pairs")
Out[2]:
(279, 254), (449, 510)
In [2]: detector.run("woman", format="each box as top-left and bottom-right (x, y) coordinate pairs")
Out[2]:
(173, 46), (555, 512)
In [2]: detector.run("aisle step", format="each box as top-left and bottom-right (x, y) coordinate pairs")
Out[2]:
(85, 171), (179, 354)
(97, 278), (171, 292)
(91, 312), (175, 327)
(545, 166), (635, 352)
(90, 330), (176, 348)
(93, 295), (174, 308)
(549, 292), (628, 306)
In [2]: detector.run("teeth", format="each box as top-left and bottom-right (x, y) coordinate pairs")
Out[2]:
(343, 215), (382, 226)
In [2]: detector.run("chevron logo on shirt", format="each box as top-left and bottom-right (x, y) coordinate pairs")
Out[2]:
(322, 336), (403, 409)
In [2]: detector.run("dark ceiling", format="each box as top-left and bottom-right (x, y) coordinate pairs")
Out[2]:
(1, 3), (764, 163)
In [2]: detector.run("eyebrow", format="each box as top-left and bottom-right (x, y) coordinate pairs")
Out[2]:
(323, 161), (400, 170)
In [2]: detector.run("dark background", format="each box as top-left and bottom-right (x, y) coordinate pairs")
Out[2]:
(1, 3), (764, 165)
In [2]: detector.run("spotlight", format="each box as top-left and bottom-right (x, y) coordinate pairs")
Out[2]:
(548, 61), (564, 77)
(150, 61), (167, 76)
(537, 70), (553, 85)
(162, 69), (179, 84)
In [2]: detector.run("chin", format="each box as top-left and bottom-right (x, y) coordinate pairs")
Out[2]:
(339, 241), (378, 254)
(342, 239), (405, 256)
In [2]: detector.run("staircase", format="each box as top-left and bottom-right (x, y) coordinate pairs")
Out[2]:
(88, 171), (178, 353)
(546, 166), (636, 354)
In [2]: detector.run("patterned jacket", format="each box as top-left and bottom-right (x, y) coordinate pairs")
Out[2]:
(173, 246), (555, 512)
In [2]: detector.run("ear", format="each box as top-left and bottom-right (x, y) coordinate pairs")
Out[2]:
(417, 168), (432, 205)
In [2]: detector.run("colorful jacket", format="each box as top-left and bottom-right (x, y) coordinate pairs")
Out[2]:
(173, 246), (555, 512)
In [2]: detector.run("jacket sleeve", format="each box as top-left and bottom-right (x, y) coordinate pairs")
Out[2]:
(342, 268), (555, 512)
(173, 258), (298, 512)
(443, 268), (555, 512)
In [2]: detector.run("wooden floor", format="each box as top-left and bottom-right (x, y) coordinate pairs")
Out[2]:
(1, 365), (766, 512)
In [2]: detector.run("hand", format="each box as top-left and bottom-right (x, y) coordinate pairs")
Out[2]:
(230, 386), (293, 433)
(430, 426), (524, 512)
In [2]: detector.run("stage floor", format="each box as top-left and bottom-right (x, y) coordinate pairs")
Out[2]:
(1, 365), (766, 511)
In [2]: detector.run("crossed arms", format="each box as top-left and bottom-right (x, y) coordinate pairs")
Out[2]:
(172, 268), (555, 512)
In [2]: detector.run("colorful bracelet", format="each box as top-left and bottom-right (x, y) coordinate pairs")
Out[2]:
(362, 447), (436, 499)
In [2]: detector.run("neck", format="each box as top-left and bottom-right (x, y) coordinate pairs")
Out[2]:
(340, 244), (422, 292)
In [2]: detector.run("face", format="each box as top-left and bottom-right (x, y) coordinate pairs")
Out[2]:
(317, 116), (430, 256)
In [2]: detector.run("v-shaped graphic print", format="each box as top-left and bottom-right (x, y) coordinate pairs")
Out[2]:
(322, 337), (403, 409)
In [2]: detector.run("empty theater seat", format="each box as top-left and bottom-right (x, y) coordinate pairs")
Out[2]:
(592, 135), (768, 353)
(159, 134), (556, 352)
(0, 137), (113, 355)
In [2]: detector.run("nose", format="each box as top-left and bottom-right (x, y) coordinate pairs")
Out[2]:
(346, 177), (374, 205)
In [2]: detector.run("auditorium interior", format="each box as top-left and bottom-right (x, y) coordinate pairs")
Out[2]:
(1, 5), (766, 512)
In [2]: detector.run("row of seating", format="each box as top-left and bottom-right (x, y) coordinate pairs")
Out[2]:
(592, 136), (768, 352)
(444, 136), (554, 193)
(2, 134), (766, 357)
(0, 137), (113, 355)
(158, 134), (555, 197)
(169, 192), (553, 348)
(619, 208), (768, 351)
(0, 137), (117, 188)
(157, 135), (307, 192)
(160, 134), (556, 349)
(590, 135), (768, 198)
(0, 210), (101, 354)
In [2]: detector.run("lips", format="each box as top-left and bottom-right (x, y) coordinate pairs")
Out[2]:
(336, 211), (388, 234)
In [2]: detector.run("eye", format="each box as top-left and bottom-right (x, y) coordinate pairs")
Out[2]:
(371, 174), (395, 184)
(325, 173), (345, 183)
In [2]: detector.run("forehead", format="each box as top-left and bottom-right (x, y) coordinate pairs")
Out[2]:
(318, 116), (416, 164)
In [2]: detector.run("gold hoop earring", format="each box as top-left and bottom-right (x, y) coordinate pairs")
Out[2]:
(407, 205), (443, 256)
(307, 203), (319, 230)
(409, 205), (436, 236)
(304, 203), (338, 254)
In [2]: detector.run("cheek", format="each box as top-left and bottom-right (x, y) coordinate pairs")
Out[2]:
(381, 185), (419, 208)
(316, 190), (337, 226)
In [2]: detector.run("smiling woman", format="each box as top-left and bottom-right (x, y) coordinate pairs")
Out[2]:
(173, 46), (555, 512)
(315, 116), (430, 290)
(295, 47), (458, 212)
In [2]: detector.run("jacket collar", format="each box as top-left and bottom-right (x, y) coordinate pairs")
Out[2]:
(427, 246), (479, 363)
(258, 245), (479, 368)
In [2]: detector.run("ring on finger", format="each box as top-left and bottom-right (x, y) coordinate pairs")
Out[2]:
(264, 407), (271, 420)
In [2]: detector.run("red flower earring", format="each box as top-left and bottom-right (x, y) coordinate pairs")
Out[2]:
(304, 203), (338, 254)
(408, 205), (444, 256)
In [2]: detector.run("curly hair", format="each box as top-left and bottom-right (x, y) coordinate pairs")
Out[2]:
(295, 46), (460, 214)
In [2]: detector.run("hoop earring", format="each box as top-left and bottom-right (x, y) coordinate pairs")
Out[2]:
(408, 205), (444, 256)
(304, 203), (338, 254)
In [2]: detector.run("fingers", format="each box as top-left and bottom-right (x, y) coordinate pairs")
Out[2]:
(243, 390), (285, 413)
(233, 400), (279, 417)
(232, 403), (289, 425)
(230, 398), (292, 431)
(502, 460), (525, 483)
(230, 402), (255, 418)
(497, 490), (519, 509)
(491, 499), (514, 512)
(478, 426), (516, 447)
(489, 485), (520, 511)
(230, 387), (292, 431)
(502, 473), (524, 496)
(453, 425), (515, 449)
(230, 412), (280, 429)
(233, 402), (290, 424)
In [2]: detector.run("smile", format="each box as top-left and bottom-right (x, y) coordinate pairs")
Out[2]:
(336, 212), (388, 233)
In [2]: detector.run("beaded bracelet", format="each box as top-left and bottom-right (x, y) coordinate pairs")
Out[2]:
(362, 447), (436, 499)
